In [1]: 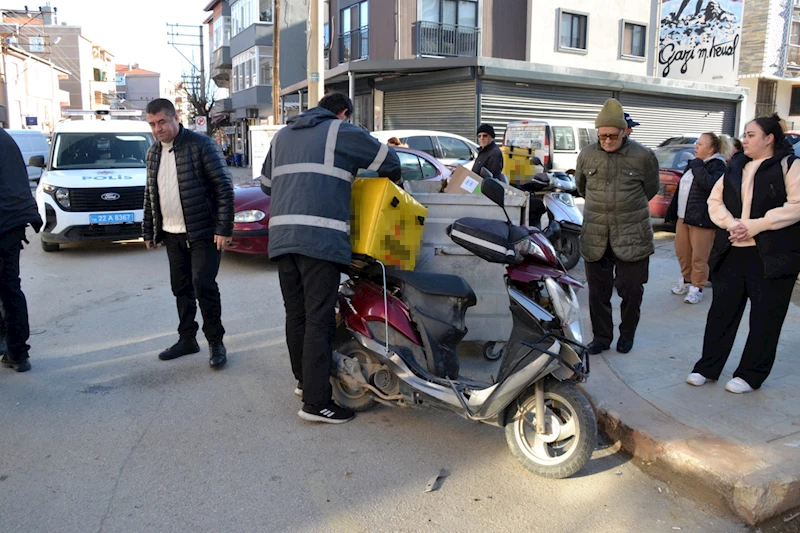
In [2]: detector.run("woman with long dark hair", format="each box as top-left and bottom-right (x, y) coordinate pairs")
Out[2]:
(687, 114), (800, 393)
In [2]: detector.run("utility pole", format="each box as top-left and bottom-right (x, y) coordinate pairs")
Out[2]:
(272, 0), (280, 123)
(308, 0), (324, 105)
(167, 23), (207, 131)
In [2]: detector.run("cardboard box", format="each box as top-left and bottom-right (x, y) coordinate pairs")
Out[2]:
(444, 165), (483, 194)
(351, 178), (428, 270)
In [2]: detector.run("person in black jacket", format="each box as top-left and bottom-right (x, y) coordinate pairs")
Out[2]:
(0, 128), (43, 372)
(471, 124), (503, 178)
(665, 132), (730, 304)
(143, 99), (234, 369)
(687, 115), (800, 393)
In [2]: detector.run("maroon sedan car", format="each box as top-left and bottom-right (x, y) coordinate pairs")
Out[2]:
(650, 144), (695, 219)
(225, 147), (450, 256)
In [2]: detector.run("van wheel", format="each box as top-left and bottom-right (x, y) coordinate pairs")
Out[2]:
(41, 240), (59, 252)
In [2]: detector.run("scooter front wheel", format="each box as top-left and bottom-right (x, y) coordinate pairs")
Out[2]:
(505, 379), (596, 479)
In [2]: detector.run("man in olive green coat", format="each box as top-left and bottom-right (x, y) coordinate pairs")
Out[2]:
(575, 99), (660, 355)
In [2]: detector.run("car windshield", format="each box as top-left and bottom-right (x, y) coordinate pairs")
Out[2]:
(52, 132), (154, 170)
(655, 146), (695, 171)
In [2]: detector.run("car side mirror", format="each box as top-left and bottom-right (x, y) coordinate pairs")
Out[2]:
(28, 155), (45, 168)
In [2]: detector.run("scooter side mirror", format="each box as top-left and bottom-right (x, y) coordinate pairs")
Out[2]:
(531, 156), (543, 166)
(479, 167), (494, 179)
(481, 177), (505, 208)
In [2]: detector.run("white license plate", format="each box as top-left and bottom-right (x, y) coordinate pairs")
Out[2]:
(89, 212), (135, 225)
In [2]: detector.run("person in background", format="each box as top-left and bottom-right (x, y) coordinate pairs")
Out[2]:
(143, 98), (235, 370)
(0, 128), (43, 372)
(472, 124), (503, 178)
(261, 92), (401, 424)
(665, 133), (730, 304)
(687, 114), (800, 393)
(624, 112), (640, 137)
(575, 99), (660, 355)
(387, 136), (407, 148)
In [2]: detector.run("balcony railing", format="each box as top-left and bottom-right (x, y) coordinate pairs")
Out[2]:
(339, 27), (368, 63)
(415, 21), (479, 57)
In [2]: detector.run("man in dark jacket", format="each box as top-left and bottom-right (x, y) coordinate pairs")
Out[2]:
(0, 128), (43, 372)
(471, 124), (503, 179)
(575, 99), (660, 355)
(143, 99), (234, 369)
(261, 92), (401, 424)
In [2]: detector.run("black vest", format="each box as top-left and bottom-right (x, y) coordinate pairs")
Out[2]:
(708, 148), (800, 279)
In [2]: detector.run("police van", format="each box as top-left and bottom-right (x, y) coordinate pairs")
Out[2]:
(34, 112), (154, 252)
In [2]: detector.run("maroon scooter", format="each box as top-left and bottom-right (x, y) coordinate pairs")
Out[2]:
(331, 178), (595, 478)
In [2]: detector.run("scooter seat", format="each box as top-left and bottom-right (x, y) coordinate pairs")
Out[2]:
(388, 270), (477, 305)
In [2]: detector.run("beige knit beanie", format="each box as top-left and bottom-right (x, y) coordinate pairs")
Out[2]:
(595, 98), (628, 130)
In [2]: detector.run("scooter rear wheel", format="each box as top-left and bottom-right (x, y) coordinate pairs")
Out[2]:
(330, 340), (379, 412)
(505, 379), (596, 479)
(558, 233), (581, 270)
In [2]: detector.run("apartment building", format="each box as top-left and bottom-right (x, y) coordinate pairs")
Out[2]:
(115, 64), (177, 111)
(280, 0), (746, 147)
(738, 0), (800, 129)
(204, 0), (308, 160)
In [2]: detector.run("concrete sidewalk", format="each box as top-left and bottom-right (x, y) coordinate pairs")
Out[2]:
(578, 230), (800, 526)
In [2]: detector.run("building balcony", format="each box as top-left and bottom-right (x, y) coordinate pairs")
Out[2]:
(211, 97), (233, 117)
(211, 46), (232, 88)
(339, 27), (368, 63)
(90, 80), (116, 96)
(413, 21), (479, 57)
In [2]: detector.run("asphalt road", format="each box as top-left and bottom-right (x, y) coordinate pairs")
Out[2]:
(0, 227), (758, 533)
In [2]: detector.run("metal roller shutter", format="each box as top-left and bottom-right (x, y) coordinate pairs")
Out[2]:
(480, 80), (614, 140)
(617, 93), (738, 148)
(383, 81), (477, 139)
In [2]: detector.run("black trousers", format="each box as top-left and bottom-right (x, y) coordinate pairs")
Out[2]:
(277, 254), (341, 408)
(584, 244), (650, 345)
(164, 233), (225, 342)
(694, 246), (795, 389)
(0, 227), (31, 356)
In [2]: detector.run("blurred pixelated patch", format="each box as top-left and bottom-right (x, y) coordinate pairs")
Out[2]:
(351, 178), (427, 270)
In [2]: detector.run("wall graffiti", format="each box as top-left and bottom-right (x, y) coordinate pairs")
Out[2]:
(658, 0), (745, 85)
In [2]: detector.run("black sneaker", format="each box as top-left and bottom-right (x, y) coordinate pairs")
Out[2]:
(298, 402), (355, 424)
(159, 338), (200, 361)
(586, 340), (611, 355)
(209, 341), (227, 369)
(0, 334), (7, 356)
(2, 352), (31, 372)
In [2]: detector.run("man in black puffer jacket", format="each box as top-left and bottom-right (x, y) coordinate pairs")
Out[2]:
(143, 99), (234, 369)
(0, 128), (43, 372)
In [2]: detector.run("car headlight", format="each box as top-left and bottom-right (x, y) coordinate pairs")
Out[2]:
(234, 210), (266, 223)
(43, 183), (70, 208)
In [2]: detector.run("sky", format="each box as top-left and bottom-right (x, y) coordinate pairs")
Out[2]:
(45, 0), (210, 82)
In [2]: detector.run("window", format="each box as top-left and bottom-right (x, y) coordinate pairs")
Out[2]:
(438, 136), (473, 160)
(622, 21), (646, 59)
(559, 10), (588, 52)
(420, 158), (439, 179)
(398, 152), (424, 181)
(213, 16), (231, 51)
(340, 1), (369, 62)
(405, 136), (435, 156)
(790, 20), (800, 67)
(421, 0), (478, 27)
(552, 127), (576, 151)
(231, 0), (274, 36)
(790, 87), (800, 116)
(232, 47), (271, 92)
(577, 128), (597, 149)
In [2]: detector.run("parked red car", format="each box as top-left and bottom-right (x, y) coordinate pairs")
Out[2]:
(650, 144), (695, 219)
(225, 147), (450, 256)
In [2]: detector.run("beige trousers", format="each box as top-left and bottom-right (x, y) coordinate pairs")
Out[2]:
(674, 218), (716, 288)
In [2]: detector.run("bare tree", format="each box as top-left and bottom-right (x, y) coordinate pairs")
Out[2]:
(180, 73), (217, 135)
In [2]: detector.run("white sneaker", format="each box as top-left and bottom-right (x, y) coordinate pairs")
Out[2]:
(725, 377), (754, 394)
(671, 277), (689, 295)
(684, 286), (703, 304)
(686, 373), (709, 386)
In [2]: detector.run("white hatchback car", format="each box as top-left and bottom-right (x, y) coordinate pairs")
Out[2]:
(372, 129), (478, 170)
(34, 119), (154, 252)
